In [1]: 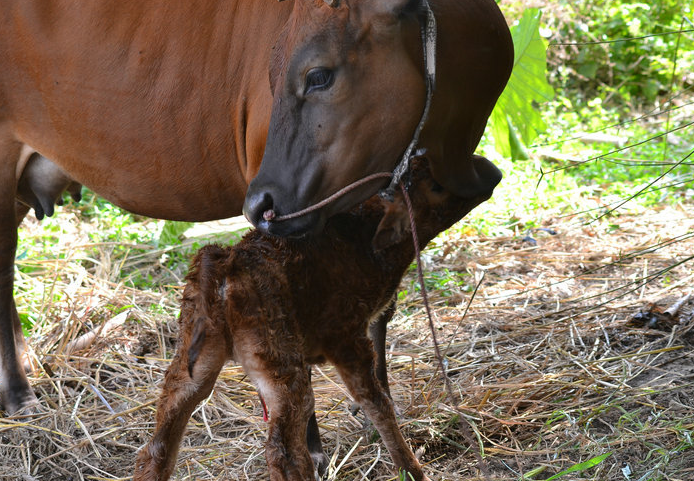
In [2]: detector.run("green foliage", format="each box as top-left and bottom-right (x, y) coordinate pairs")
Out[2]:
(398, 469), (416, 481)
(19, 311), (35, 337)
(481, 0), (694, 233)
(158, 220), (194, 247)
(490, 8), (555, 159)
(517, 446), (611, 479)
(78, 189), (156, 244)
(547, 0), (693, 109)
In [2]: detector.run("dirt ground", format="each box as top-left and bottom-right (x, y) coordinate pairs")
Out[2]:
(2, 201), (693, 481)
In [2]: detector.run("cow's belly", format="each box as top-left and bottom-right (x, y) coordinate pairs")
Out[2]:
(83, 157), (250, 222)
(1, 0), (282, 222)
(6, 67), (261, 222)
(20, 135), (253, 222)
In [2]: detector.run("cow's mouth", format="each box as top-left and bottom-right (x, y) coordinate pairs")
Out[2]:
(243, 170), (386, 238)
(265, 213), (322, 237)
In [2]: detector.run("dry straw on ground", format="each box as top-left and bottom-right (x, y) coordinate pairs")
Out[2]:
(3, 200), (693, 481)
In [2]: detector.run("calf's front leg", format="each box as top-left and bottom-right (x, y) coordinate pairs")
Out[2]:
(370, 298), (395, 396)
(331, 337), (429, 481)
(307, 300), (395, 475)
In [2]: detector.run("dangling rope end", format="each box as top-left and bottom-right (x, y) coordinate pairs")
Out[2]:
(378, 188), (396, 203)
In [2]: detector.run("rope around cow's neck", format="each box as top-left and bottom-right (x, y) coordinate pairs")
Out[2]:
(383, 1), (437, 197)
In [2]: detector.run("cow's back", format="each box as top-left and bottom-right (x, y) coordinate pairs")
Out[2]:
(0, 1), (291, 220)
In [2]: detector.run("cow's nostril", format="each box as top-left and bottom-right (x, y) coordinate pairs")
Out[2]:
(243, 190), (275, 228)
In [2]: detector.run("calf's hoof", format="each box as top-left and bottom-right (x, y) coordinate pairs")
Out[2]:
(133, 444), (162, 481)
(311, 450), (330, 479)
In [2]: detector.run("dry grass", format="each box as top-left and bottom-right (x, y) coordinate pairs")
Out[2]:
(3, 199), (694, 481)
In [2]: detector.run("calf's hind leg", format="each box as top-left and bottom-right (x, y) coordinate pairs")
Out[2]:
(235, 335), (316, 481)
(133, 313), (229, 481)
(264, 370), (315, 481)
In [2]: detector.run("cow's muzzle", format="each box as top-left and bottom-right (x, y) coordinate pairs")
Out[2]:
(243, 187), (322, 237)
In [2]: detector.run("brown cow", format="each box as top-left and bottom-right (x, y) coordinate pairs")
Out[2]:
(0, 0), (512, 414)
(133, 158), (493, 481)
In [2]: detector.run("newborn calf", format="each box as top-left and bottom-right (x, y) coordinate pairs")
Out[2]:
(134, 158), (495, 481)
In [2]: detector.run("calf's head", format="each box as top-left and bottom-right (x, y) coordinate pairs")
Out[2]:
(370, 156), (495, 252)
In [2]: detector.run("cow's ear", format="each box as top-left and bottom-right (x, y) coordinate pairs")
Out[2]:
(361, 0), (422, 29)
(371, 0), (422, 18)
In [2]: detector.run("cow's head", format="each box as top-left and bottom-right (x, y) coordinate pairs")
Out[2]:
(243, 0), (426, 236)
(243, 0), (510, 237)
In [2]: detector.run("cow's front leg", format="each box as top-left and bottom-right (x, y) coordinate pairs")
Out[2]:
(12, 203), (34, 375)
(0, 137), (38, 414)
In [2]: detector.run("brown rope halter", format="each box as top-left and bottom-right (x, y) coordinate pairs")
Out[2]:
(263, 172), (394, 222)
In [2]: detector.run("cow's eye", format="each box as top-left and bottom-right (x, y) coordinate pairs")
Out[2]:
(305, 68), (334, 95)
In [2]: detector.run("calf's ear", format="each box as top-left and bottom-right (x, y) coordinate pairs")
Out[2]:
(372, 198), (410, 252)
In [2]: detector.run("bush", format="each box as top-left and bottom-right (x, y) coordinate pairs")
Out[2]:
(541, 0), (693, 109)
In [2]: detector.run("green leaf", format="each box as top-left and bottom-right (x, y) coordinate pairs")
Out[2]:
(158, 220), (193, 246)
(508, 114), (530, 160)
(545, 452), (612, 480)
(490, 8), (554, 158)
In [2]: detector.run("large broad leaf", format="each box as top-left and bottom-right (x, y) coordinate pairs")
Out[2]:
(491, 8), (554, 159)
